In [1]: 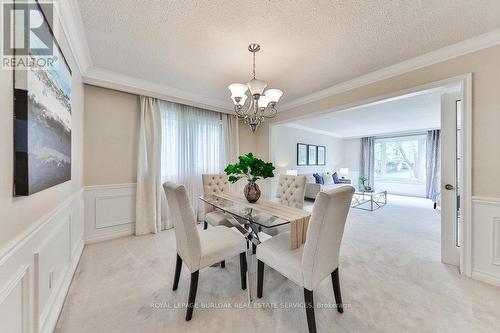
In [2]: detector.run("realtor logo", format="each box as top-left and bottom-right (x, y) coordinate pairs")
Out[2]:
(2, 1), (56, 69)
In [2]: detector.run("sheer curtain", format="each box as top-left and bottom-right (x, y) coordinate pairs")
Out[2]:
(360, 137), (375, 188)
(426, 130), (441, 202)
(160, 101), (225, 220)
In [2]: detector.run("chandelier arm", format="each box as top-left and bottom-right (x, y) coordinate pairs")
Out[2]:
(261, 106), (278, 118)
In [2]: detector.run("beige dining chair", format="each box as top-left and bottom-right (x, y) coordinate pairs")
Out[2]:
(202, 174), (233, 230)
(262, 174), (307, 238)
(164, 182), (247, 321)
(256, 186), (355, 333)
(276, 174), (307, 208)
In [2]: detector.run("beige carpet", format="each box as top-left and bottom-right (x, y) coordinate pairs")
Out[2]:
(55, 195), (500, 332)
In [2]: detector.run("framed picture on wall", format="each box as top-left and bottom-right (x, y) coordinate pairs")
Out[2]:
(308, 145), (317, 165)
(297, 143), (307, 165)
(317, 146), (326, 165)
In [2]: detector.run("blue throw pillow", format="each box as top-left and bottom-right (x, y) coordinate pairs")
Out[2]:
(313, 173), (324, 184)
(332, 172), (340, 184)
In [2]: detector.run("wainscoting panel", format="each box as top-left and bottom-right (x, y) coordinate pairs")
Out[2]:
(0, 190), (83, 333)
(84, 184), (136, 243)
(0, 265), (30, 333)
(35, 217), (71, 331)
(471, 196), (500, 286)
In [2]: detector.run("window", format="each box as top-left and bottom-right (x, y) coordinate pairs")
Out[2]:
(374, 135), (426, 183)
(160, 101), (225, 217)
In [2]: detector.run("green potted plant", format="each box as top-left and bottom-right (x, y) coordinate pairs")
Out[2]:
(224, 153), (275, 203)
(359, 176), (367, 191)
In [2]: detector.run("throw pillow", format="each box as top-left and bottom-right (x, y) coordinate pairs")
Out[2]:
(323, 172), (334, 185)
(313, 173), (324, 184)
(332, 172), (340, 184)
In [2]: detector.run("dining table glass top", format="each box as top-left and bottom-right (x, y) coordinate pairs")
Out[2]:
(199, 194), (291, 229)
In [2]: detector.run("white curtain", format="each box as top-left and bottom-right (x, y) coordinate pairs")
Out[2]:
(360, 137), (375, 188)
(135, 96), (167, 235)
(160, 101), (225, 220)
(426, 130), (441, 202)
(222, 114), (239, 165)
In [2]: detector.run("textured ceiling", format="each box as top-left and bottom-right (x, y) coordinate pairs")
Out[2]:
(77, 0), (500, 106)
(285, 88), (445, 138)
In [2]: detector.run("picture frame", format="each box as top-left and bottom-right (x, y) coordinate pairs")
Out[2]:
(317, 146), (326, 165)
(13, 0), (73, 196)
(308, 145), (317, 165)
(297, 143), (308, 166)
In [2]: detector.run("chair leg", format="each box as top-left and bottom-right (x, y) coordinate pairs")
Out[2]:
(304, 288), (317, 333)
(186, 271), (199, 321)
(203, 221), (208, 229)
(239, 252), (247, 290)
(220, 260), (225, 268)
(173, 254), (182, 291)
(331, 268), (343, 313)
(257, 260), (264, 298)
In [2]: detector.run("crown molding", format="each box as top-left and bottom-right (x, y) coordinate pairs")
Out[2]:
(280, 123), (341, 138)
(54, 0), (92, 74)
(279, 28), (500, 112)
(83, 67), (233, 113)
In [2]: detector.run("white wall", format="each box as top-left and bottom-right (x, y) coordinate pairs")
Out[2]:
(0, 2), (85, 332)
(271, 125), (345, 175)
(343, 139), (361, 184)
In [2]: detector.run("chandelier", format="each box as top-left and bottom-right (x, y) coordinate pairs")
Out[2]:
(228, 43), (283, 132)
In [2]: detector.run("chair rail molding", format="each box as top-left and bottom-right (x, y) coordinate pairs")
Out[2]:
(84, 183), (137, 244)
(471, 196), (500, 286)
(0, 190), (84, 333)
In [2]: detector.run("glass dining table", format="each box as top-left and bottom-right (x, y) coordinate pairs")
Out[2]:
(199, 193), (302, 302)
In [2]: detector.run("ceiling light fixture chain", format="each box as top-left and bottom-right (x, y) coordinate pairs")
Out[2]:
(228, 43), (283, 133)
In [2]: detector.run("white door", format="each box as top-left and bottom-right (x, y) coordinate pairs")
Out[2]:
(441, 92), (462, 267)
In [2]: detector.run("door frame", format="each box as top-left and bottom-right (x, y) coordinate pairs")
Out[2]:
(268, 73), (473, 276)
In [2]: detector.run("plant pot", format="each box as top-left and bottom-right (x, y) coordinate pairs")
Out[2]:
(244, 181), (261, 203)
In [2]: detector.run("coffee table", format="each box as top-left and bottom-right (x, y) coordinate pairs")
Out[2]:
(351, 189), (387, 211)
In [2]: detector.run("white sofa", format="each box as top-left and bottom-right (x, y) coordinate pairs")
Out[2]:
(303, 173), (350, 200)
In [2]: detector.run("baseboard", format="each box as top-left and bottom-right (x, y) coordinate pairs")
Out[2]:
(84, 228), (134, 244)
(40, 240), (84, 333)
(471, 269), (500, 287)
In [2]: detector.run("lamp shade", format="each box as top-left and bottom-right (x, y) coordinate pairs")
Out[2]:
(264, 88), (283, 103)
(247, 78), (267, 96)
(339, 168), (349, 177)
(258, 95), (269, 108)
(228, 83), (248, 99)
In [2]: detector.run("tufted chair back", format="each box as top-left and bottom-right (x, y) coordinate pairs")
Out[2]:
(202, 174), (230, 214)
(276, 175), (307, 209)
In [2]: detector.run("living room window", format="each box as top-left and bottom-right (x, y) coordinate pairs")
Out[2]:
(374, 135), (426, 184)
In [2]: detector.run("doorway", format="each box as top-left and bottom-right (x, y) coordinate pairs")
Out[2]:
(269, 75), (472, 274)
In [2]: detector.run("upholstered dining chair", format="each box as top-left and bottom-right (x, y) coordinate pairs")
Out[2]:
(276, 174), (307, 209)
(164, 182), (247, 321)
(256, 186), (355, 333)
(261, 174), (307, 238)
(202, 174), (232, 230)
